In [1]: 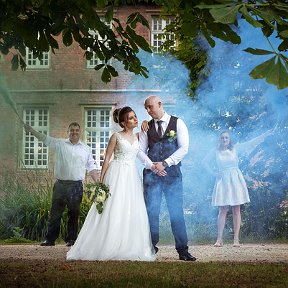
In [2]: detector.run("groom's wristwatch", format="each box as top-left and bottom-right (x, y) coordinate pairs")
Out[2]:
(162, 160), (168, 168)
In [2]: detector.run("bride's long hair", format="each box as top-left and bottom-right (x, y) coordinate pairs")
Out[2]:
(113, 106), (135, 128)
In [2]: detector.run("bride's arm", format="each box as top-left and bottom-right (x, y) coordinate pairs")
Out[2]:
(100, 133), (117, 182)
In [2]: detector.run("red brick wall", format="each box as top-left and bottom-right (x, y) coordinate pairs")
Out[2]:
(0, 4), (161, 179)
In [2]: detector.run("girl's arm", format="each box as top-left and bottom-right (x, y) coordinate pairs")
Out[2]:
(236, 128), (274, 155)
(100, 133), (117, 182)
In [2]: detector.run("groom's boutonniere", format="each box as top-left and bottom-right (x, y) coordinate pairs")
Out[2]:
(166, 130), (177, 142)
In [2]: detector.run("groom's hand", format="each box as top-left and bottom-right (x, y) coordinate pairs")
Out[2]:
(152, 162), (167, 177)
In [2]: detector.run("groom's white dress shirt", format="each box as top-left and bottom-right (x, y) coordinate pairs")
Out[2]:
(138, 112), (189, 169)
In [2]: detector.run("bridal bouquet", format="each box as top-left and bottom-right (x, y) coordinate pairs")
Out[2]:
(84, 181), (110, 214)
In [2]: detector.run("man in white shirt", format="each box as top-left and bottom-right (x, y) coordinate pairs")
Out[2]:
(24, 122), (97, 247)
(138, 95), (196, 261)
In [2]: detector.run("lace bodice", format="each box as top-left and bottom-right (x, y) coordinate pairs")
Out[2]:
(113, 132), (139, 162)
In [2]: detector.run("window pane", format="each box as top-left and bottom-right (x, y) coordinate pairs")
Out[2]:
(26, 48), (50, 69)
(151, 17), (175, 53)
(22, 108), (49, 168)
(85, 107), (111, 167)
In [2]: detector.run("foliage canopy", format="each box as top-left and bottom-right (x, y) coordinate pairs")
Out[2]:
(0, 0), (287, 88)
(0, 0), (152, 83)
(154, 0), (288, 89)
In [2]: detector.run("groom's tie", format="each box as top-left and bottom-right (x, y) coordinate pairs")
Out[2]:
(157, 120), (163, 138)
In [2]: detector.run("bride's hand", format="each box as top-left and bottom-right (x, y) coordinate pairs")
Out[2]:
(141, 120), (149, 132)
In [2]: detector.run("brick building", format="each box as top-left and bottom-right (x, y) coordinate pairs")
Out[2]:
(0, 4), (175, 180)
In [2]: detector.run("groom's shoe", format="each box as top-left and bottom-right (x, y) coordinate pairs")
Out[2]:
(40, 240), (55, 246)
(179, 251), (197, 261)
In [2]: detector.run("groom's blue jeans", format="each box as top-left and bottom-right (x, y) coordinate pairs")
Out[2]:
(143, 170), (188, 254)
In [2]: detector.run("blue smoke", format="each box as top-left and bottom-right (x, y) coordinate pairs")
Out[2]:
(125, 19), (288, 242)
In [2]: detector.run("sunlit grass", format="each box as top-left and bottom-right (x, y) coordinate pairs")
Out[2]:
(0, 259), (287, 287)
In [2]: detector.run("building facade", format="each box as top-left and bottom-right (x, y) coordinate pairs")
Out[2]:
(0, 5), (174, 181)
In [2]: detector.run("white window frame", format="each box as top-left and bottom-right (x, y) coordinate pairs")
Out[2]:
(25, 48), (50, 69)
(151, 16), (175, 53)
(22, 107), (49, 169)
(87, 20), (112, 68)
(84, 106), (112, 168)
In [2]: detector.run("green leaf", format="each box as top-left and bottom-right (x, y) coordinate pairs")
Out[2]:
(126, 26), (151, 53)
(280, 55), (288, 77)
(62, 29), (73, 46)
(249, 56), (276, 79)
(181, 22), (198, 37)
(105, 6), (114, 22)
(107, 65), (118, 77)
(201, 24), (215, 47)
(240, 6), (263, 28)
(19, 56), (27, 71)
(11, 55), (19, 71)
(139, 65), (149, 78)
(279, 29), (288, 38)
(127, 12), (149, 29)
(94, 64), (105, 70)
(266, 57), (288, 89)
(99, 41), (112, 59)
(209, 6), (241, 24)
(38, 30), (49, 51)
(45, 33), (59, 50)
(249, 56), (288, 89)
(101, 66), (111, 83)
(250, 7), (275, 28)
(278, 39), (288, 52)
(196, 4), (233, 10)
(244, 48), (275, 55)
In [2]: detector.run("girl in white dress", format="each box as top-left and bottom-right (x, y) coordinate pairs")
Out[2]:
(203, 129), (273, 247)
(67, 107), (156, 261)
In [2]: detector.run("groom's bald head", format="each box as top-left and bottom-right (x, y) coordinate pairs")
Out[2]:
(144, 95), (164, 120)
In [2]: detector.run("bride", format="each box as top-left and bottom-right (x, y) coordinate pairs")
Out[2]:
(67, 106), (156, 261)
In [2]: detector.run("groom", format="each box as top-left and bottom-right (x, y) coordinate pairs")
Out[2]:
(138, 95), (196, 261)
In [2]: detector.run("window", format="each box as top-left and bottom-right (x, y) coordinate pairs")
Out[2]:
(26, 48), (50, 69)
(151, 16), (175, 52)
(84, 107), (111, 167)
(22, 108), (49, 168)
(87, 21), (112, 68)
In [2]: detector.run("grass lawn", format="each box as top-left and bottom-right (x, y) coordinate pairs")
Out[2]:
(0, 259), (287, 287)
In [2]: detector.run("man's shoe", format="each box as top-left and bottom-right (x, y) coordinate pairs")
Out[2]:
(40, 240), (55, 246)
(66, 240), (75, 247)
(154, 246), (159, 254)
(179, 251), (197, 261)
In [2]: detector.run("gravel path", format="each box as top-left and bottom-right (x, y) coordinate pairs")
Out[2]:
(1, 243), (287, 263)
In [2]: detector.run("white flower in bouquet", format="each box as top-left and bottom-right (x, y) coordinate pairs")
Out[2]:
(95, 190), (106, 203)
(84, 181), (110, 214)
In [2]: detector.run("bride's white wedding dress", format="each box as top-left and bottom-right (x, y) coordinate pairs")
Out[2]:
(67, 132), (156, 261)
